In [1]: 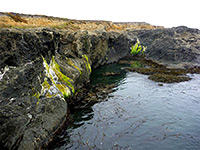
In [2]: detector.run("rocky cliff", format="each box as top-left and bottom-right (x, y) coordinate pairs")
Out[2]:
(0, 28), (136, 149)
(0, 13), (200, 150)
(128, 26), (200, 68)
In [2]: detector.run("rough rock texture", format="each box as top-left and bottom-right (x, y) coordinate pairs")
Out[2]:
(128, 26), (200, 68)
(0, 28), (67, 150)
(0, 28), (136, 150)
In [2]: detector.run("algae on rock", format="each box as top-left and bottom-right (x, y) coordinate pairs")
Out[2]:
(82, 54), (92, 73)
(34, 56), (75, 104)
(66, 57), (82, 76)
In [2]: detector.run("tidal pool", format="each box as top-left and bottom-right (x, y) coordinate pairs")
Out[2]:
(51, 63), (200, 150)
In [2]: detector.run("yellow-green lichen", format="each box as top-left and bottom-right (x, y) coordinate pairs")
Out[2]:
(32, 87), (41, 104)
(51, 56), (75, 93)
(82, 54), (91, 73)
(66, 57), (82, 75)
(42, 77), (69, 98)
(33, 92), (40, 98)
(34, 56), (75, 104)
(33, 91), (40, 105)
(42, 77), (51, 91)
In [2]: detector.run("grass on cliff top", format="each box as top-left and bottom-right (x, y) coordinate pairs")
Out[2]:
(0, 12), (164, 31)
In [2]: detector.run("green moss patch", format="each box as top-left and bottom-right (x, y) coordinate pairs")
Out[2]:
(66, 57), (82, 75)
(33, 56), (76, 104)
(82, 54), (91, 73)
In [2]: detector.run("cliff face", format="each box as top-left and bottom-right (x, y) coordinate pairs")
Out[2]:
(0, 13), (200, 150)
(0, 28), (136, 149)
(128, 26), (200, 68)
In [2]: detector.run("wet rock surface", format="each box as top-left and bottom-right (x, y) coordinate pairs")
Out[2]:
(125, 59), (199, 83)
(69, 84), (117, 110)
(0, 25), (199, 149)
(148, 73), (191, 83)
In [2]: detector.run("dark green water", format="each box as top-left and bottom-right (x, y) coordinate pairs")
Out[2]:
(52, 62), (200, 150)
(90, 63), (129, 85)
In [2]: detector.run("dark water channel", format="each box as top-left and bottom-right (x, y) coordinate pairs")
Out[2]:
(52, 61), (200, 150)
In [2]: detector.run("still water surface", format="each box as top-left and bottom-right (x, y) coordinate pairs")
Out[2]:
(52, 63), (200, 150)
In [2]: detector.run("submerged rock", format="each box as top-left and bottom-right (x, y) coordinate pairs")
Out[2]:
(102, 72), (121, 76)
(69, 84), (116, 109)
(126, 59), (200, 83)
(148, 73), (191, 83)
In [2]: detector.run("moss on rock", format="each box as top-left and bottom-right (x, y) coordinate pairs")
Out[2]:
(33, 56), (76, 104)
(66, 57), (82, 75)
(82, 54), (91, 73)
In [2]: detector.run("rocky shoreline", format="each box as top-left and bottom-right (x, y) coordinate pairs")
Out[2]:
(0, 13), (200, 150)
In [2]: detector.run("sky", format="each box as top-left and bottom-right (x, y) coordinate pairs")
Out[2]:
(1, 0), (200, 29)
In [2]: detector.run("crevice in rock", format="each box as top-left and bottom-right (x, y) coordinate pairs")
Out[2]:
(4, 55), (19, 67)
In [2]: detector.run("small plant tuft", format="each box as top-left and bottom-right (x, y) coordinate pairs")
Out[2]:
(130, 39), (147, 56)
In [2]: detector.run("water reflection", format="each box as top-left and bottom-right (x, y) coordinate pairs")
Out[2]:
(90, 63), (129, 85)
(130, 60), (146, 68)
(51, 63), (200, 150)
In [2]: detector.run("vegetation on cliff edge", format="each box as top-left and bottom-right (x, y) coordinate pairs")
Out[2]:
(0, 12), (164, 31)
